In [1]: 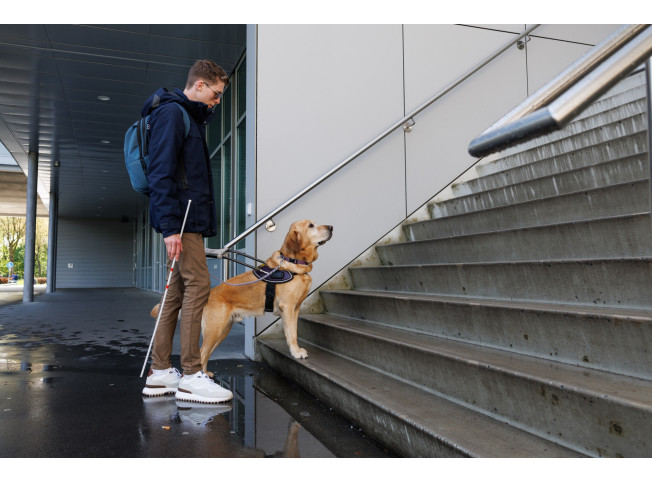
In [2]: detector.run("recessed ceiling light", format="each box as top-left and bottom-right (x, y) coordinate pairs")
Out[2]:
(101, 140), (111, 144)
(97, 96), (111, 101)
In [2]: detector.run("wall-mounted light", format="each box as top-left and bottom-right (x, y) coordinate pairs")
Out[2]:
(100, 140), (111, 144)
(97, 96), (111, 101)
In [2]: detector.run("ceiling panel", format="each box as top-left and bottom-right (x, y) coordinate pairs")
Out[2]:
(45, 24), (153, 53)
(0, 24), (247, 221)
(0, 50), (59, 73)
(0, 25), (50, 42)
(150, 24), (246, 44)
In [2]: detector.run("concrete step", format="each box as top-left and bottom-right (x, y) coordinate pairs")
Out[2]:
(493, 72), (646, 160)
(476, 95), (647, 177)
(257, 336), (583, 457)
(572, 79), (646, 122)
(406, 179), (650, 239)
(386, 213), (652, 264)
(320, 289), (652, 380)
(348, 257), (652, 309)
(521, 96), (647, 147)
(450, 138), (648, 199)
(434, 152), (648, 218)
(295, 313), (652, 457)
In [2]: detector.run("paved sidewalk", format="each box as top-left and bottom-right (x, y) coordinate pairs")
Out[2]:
(0, 283), (46, 305)
(0, 286), (244, 359)
(0, 287), (392, 458)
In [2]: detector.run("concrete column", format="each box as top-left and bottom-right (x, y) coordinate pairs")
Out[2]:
(23, 150), (38, 302)
(46, 183), (58, 293)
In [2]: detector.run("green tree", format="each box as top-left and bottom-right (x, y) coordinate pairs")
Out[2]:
(34, 217), (48, 278)
(0, 216), (48, 278)
(0, 217), (25, 274)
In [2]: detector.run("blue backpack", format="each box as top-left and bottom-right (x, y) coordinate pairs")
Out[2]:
(124, 98), (190, 195)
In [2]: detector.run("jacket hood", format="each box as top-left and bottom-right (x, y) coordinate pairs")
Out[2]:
(141, 87), (215, 123)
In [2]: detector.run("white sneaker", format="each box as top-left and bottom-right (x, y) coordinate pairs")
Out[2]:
(142, 367), (181, 397)
(176, 400), (233, 425)
(176, 371), (233, 404)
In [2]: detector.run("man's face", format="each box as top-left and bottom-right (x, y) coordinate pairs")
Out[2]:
(197, 79), (226, 109)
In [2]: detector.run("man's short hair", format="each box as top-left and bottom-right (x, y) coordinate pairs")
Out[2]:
(186, 59), (229, 88)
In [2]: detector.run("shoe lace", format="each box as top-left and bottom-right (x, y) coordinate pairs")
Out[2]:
(196, 371), (219, 385)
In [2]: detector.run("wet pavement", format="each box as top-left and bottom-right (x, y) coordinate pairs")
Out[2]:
(0, 287), (393, 458)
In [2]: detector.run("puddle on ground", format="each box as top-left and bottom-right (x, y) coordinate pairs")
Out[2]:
(0, 338), (393, 458)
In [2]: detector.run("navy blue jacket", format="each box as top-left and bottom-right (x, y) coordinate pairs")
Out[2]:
(142, 88), (217, 238)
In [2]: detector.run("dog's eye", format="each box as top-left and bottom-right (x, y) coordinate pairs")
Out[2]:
(309, 224), (314, 228)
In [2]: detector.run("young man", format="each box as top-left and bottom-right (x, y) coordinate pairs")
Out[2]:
(141, 59), (233, 403)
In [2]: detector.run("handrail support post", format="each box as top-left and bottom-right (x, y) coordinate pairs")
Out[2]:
(646, 56), (652, 236)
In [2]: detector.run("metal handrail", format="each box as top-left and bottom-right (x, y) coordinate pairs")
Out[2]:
(468, 24), (652, 157)
(215, 24), (541, 263)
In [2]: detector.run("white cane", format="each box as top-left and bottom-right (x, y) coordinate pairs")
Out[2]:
(140, 200), (192, 378)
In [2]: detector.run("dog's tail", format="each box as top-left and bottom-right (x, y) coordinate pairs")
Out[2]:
(150, 303), (160, 318)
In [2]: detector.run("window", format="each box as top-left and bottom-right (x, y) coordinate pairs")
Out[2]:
(207, 55), (247, 277)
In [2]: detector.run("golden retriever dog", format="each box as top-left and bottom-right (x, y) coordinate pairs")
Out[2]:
(152, 220), (333, 377)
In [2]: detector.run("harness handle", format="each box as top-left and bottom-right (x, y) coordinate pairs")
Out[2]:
(209, 260), (285, 287)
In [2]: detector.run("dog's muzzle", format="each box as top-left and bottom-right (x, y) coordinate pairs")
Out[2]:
(318, 226), (334, 245)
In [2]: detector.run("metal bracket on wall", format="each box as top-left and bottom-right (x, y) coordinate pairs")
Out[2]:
(403, 118), (416, 133)
(517, 35), (531, 50)
(265, 219), (277, 232)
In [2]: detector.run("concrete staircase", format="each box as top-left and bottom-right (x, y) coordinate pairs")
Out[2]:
(257, 71), (652, 457)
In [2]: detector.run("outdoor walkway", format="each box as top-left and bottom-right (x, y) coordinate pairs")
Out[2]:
(0, 287), (392, 458)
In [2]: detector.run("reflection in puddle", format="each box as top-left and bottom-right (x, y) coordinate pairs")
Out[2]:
(0, 297), (392, 458)
(137, 367), (389, 458)
(1, 348), (391, 457)
(0, 359), (24, 372)
(0, 359), (56, 373)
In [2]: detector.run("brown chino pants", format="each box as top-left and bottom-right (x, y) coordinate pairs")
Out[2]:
(151, 232), (210, 375)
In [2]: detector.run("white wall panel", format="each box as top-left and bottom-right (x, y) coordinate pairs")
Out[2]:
(256, 24), (405, 214)
(526, 25), (621, 94)
(255, 24), (406, 296)
(532, 24), (621, 45)
(403, 24), (527, 213)
(253, 24), (621, 330)
(404, 25), (526, 112)
(57, 217), (133, 288)
(526, 35), (601, 94)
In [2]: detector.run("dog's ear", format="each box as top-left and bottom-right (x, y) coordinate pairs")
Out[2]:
(284, 229), (302, 254)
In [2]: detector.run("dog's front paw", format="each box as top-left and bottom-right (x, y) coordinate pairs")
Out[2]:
(290, 346), (309, 359)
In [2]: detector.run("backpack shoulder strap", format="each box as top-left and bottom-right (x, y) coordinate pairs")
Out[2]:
(168, 92), (190, 138)
(172, 102), (190, 138)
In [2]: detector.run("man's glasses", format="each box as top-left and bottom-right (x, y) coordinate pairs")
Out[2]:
(203, 81), (224, 101)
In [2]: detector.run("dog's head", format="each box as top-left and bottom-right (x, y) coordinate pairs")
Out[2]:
(281, 220), (333, 264)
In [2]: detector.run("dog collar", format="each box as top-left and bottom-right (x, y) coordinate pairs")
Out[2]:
(280, 252), (308, 266)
